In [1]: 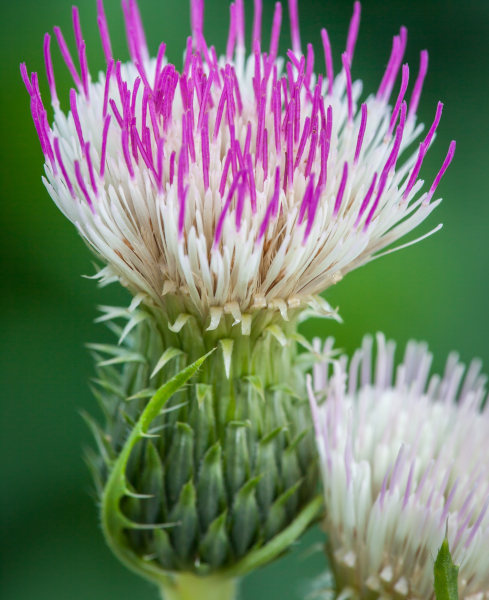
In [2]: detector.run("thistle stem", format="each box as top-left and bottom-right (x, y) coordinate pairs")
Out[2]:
(160, 573), (237, 600)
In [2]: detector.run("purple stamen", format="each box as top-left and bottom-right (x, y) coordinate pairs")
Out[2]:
(318, 129), (328, 188)
(438, 479), (459, 525)
(235, 178), (247, 230)
(379, 469), (390, 510)
(345, 1), (361, 64)
(252, 0), (262, 46)
(305, 43), (314, 95)
(402, 142), (426, 200)
(402, 461), (415, 509)
(129, 0), (149, 64)
(408, 49), (428, 120)
(201, 113), (210, 190)
(464, 496), (489, 549)
(80, 41), (90, 98)
(342, 53), (353, 122)
(213, 85), (227, 141)
(69, 88), (85, 151)
(230, 66), (243, 114)
(97, 0), (113, 63)
(85, 142), (98, 196)
(288, 0), (301, 55)
(121, 0), (148, 67)
(100, 114), (111, 177)
(109, 99), (123, 128)
(54, 137), (75, 198)
(190, 0), (204, 40)
(102, 60), (114, 118)
(384, 102), (406, 175)
(364, 174), (388, 231)
(197, 70), (214, 129)
(354, 103), (367, 164)
(214, 170), (246, 247)
(426, 140), (456, 202)
(388, 63), (409, 137)
(74, 159), (94, 211)
(183, 37), (193, 78)
(244, 121), (252, 157)
(281, 76), (289, 108)
(235, 0), (245, 50)
(72, 6), (83, 50)
(20, 63), (34, 96)
(377, 31), (403, 101)
(234, 138), (244, 171)
(169, 151), (176, 185)
(321, 28), (334, 95)
(303, 180), (322, 243)
(246, 153), (257, 213)
(114, 61), (125, 102)
(305, 129), (318, 178)
(262, 128), (269, 179)
(286, 49), (302, 73)
(72, 7), (90, 99)
(187, 110), (196, 163)
(257, 166), (281, 241)
(294, 117), (311, 169)
(121, 129), (135, 178)
(286, 99), (295, 189)
(384, 27), (408, 102)
(272, 82), (282, 152)
(423, 101), (443, 149)
(355, 172), (377, 228)
(220, 150), (232, 196)
(29, 95), (47, 155)
(53, 26), (82, 89)
(269, 2), (282, 61)
(333, 161), (348, 217)
(156, 137), (164, 190)
(135, 61), (152, 96)
(43, 34), (59, 108)
(178, 186), (188, 239)
(130, 77), (141, 119)
(293, 81), (302, 143)
(154, 42), (166, 87)
(255, 91), (266, 166)
(226, 3), (237, 61)
(298, 174), (315, 224)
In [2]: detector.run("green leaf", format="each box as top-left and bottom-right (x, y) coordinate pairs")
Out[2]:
(434, 538), (459, 600)
(100, 349), (214, 587)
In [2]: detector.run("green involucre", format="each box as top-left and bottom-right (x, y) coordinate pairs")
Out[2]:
(86, 306), (322, 584)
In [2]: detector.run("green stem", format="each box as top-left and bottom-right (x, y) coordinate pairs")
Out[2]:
(160, 573), (238, 600)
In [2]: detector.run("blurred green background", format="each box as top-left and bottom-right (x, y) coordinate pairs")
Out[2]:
(1, 0), (488, 598)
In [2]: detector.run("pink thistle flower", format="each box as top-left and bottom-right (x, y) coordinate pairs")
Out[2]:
(22, 0), (454, 328)
(309, 334), (489, 599)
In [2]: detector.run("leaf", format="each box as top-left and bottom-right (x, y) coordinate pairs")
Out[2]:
(434, 538), (459, 600)
(100, 349), (214, 586)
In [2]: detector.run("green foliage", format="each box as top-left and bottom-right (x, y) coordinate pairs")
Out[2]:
(434, 538), (459, 600)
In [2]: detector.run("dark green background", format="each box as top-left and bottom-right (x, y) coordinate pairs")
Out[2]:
(1, 0), (488, 598)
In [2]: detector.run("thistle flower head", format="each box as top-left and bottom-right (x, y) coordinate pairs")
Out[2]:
(309, 334), (489, 599)
(22, 0), (454, 328)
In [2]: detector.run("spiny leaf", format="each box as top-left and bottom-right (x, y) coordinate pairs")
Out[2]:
(434, 537), (459, 600)
(100, 349), (214, 586)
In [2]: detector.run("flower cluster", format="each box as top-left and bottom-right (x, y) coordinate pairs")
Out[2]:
(309, 334), (489, 599)
(21, 0), (454, 327)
